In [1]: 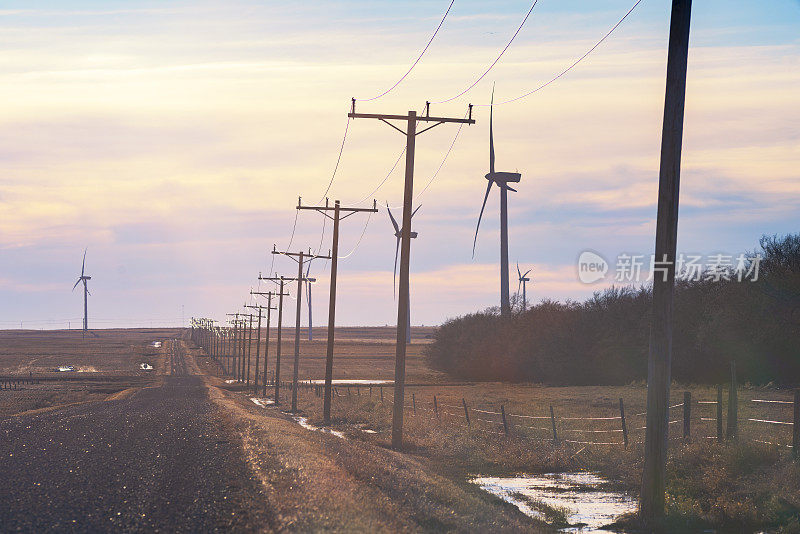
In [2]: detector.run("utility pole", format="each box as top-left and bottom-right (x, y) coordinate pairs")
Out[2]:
(251, 290), (285, 396)
(640, 0), (692, 527)
(243, 311), (254, 385)
(270, 246), (331, 413)
(225, 313), (239, 376)
(244, 305), (264, 392)
(258, 275), (291, 404)
(348, 100), (474, 449)
(297, 197), (378, 425)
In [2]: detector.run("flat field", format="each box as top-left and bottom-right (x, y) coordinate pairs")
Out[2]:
(0, 328), (180, 417)
(215, 325), (800, 532)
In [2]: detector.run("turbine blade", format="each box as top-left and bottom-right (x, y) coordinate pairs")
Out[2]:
(393, 236), (400, 300)
(411, 204), (422, 219)
(81, 248), (86, 277)
(386, 203), (400, 234)
(517, 262), (521, 279)
(524, 269), (532, 278)
(517, 279), (522, 295)
(472, 180), (494, 257)
(489, 84), (495, 175)
(72, 278), (81, 291)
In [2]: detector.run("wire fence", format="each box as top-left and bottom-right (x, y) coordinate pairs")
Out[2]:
(250, 379), (799, 456)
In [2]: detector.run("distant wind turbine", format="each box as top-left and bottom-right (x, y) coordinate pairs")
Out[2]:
(388, 202), (420, 344)
(517, 263), (532, 311)
(472, 86), (521, 318)
(72, 249), (92, 336)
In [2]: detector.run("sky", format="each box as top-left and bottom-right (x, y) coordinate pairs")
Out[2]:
(0, 0), (798, 329)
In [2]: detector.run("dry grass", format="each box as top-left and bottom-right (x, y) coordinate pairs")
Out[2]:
(0, 328), (178, 416)
(214, 326), (800, 532)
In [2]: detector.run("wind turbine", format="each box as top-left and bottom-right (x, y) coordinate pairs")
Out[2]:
(517, 263), (532, 311)
(304, 263), (316, 341)
(388, 202), (420, 344)
(473, 87), (521, 318)
(72, 249), (92, 336)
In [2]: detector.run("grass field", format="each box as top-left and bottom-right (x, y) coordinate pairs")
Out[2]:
(213, 325), (800, 532)
(0, 328), (180, 417)
(3, 327), (798, 531)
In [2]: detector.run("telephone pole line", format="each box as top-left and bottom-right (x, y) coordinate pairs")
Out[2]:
(640, 0), (692, 527)
(348, 100), (475, 449)
(271, 246), (332, 412)
(297, 197), (378, 425)
(251, 291), (284, 395)
(258, 275), (291, 404)
(225, 313), (240, 377)
(244, 304), (265, 393)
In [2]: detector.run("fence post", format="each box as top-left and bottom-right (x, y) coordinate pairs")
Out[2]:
(683, 391), (691, 441)
(619, 398), (628, 449)
(369, 386), (372, 397)
(550, 405), (558, 445)
(716, 385), (723, 443)
(501, 404), (509, 436)
(793, 389), (799, 460)
(412, 393), (416, 415)
(380, 386), (384, 402)
(434, 395), (439, 419)
(463, 398), (470, 426)
(727, 361), (738, 440)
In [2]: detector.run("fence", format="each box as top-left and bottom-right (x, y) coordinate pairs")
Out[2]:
(238, 367), (799, 458)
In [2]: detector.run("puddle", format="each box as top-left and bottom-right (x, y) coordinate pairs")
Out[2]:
(361, 429), (378, 434)
(139, 363), (154, 371)
(57, 366), (75, 372)
(281, 411), (345, 439)
(306, 379), (392, 385)
(471, 472), (636, 532)
(249, 397), (275, 408)
(150, 341), (162, 348)
(225, 379), (237, 384)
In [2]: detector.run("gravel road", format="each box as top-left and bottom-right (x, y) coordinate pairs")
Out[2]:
(0, 346), (273, 532)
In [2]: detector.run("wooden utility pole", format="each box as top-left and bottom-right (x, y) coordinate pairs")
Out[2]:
(348, 100), (474, 449)
(225, 313), (240, 377)
(258, 276), (289, 404)
(244, 304), (266, 394)
(297, 197), (378, 425)
(251, 291), (285, 396)
(640, 0), (692, 527)
(244, 312), (254, 385)
(271, 246), (331, 412)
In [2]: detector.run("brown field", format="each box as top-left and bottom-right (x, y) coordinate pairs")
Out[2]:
(3, 327), (798, 531)
(214, 325), (800, 532)
(0, 328), (181, 417)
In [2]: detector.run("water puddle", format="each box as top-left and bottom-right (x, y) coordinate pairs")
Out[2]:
(249, 397), (274, 408)
(150, 341), (162, 348)
(281, 411), (345, 439)
(471, 472), (636, 532)
(306, 379), (392, 385)
(225, 379), (237, 384)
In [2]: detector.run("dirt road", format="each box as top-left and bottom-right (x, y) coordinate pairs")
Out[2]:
(1, 339), (540, 532)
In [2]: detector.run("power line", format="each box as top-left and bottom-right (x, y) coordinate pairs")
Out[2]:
(432, 0), (539, 104)
(353, 146), (406, 205)
(318, 114), (351, 202)
(478, 0), (644, 107)
(414, 109), (469, 201)
(338, 209), (374, 260)
(356, 0), (457, 102)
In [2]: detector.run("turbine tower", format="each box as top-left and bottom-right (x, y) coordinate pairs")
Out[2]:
(473, 88), (521, 318)
(517, 263), (532, 311)
(304, 263), (316, 341)
(388, 202), (420, 344)
(72, 249), (92, 335)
